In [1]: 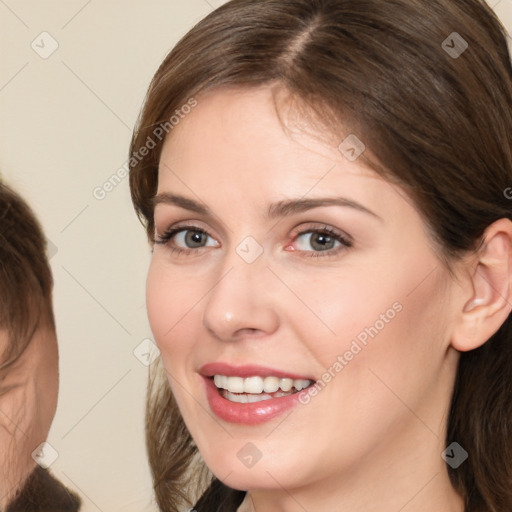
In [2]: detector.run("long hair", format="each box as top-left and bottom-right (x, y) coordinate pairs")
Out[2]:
(0, 182), (55, 368)
(129, 1), (512, 510)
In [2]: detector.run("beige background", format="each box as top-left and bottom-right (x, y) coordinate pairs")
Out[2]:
(0, 1), (511, 511)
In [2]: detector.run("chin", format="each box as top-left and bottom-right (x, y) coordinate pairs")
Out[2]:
(202, 445), (308, 492)
(217, 468), (285, 492)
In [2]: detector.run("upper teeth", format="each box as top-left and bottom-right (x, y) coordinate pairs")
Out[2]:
(213, 375), (312, 394)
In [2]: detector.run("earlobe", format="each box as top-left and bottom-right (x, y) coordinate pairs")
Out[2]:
(451, 218), (512, 352)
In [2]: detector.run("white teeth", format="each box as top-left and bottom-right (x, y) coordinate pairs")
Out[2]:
(228, 376), (244, 393)
(244, 376), (264, 394)
(223, 390), (273, 403)
(213, 375), (313, 395)
(280, 378), (293, 392)
(294, 379), (311, 391)
(263, 376), (280, 393)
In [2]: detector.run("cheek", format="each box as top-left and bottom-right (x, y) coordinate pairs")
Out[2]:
(146, 264), (166, 340)
(146, 259), (203, 367)
(147, 260), (183, 339)
(327, 269), (450, 414)
(313, 243), (446, 354)
(276, 261), (405, 371)
(294, 252), (450, 404)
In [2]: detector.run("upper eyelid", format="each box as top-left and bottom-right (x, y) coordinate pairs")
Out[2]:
(291, 224), (351, 238)
(155, 224), (213, 243)
(156, 222), (348, 236)
(155, 221), (212, 239)
(153, 200), (371, 240)
(153, 207), (230, 238)
(157, 223), (352, 248)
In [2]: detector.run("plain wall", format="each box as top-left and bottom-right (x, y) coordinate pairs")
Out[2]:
(0, 1), (511, 510)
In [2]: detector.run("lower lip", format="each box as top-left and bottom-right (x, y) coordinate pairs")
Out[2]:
(203, 376), (306, 425)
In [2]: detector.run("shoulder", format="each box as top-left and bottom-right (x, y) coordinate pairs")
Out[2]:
(6, 467), (81, 512)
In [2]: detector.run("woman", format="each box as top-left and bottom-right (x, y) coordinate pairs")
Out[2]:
(0, 181), (81, 511)
(129, 0), (512, 510)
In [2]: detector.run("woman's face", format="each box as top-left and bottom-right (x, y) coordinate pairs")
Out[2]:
(147, 86), (463, 494)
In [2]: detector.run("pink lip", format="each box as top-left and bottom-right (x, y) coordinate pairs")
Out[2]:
(199, 362), (314, 425)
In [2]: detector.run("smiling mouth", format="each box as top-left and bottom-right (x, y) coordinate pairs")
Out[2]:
(213, 375), (315, 403)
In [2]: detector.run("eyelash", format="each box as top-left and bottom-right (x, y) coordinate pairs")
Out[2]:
(154, 224), (353, 258)
(155, 226), (211, 256)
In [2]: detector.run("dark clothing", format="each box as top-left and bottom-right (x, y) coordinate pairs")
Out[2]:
(6, 467), (81, 512)
(192, 479), (246, 512)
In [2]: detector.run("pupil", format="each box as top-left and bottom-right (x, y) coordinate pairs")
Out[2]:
(186, 231), (205, 247)
(312, 233), (334, 251)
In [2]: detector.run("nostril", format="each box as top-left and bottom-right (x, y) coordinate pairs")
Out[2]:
(233, 327), (265, 340)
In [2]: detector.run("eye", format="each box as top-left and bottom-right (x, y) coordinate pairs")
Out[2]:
(155, 225), (219, 254)
(288, 226), (352, 257)
(174, 229), (214, 249)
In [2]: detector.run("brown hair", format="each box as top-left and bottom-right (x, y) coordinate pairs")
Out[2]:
(0, 182), (55, 368)
(129, 1), (512, 510)
(0, 182), (81, 511)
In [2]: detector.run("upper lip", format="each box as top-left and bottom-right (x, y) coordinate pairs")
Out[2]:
(199, 362), (315, 381)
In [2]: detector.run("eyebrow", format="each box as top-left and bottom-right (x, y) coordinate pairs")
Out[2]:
(153, 193), (381, 221)
(153, 193), (208, 215)
(267, 197), (380, 220)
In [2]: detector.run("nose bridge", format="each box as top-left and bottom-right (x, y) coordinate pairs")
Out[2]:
(202, 242), (279, 341)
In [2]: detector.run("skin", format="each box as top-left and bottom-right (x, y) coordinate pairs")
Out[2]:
(0, 327), (59, 508)
(146, 85), (512, 512)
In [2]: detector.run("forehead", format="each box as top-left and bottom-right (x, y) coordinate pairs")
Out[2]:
(158, 86), (380, 193)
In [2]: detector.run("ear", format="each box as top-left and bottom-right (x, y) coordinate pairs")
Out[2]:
(451, 218), (512, 352)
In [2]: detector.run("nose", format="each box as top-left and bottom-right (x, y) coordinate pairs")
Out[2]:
(202, 256), (280, 342)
